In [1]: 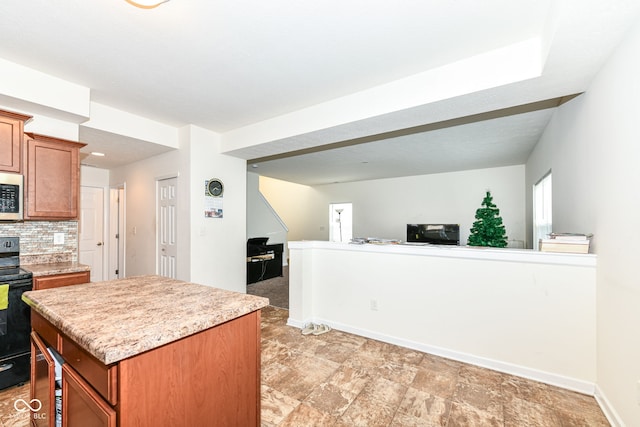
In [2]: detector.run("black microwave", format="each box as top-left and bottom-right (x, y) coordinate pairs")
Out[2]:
(0, 172), (23, 221)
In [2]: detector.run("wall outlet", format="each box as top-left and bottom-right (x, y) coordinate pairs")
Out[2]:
(53, 233), (65, 245)
(370, 299), (379, 311)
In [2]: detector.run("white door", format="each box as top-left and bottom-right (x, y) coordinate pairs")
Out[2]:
(79, 186), (104, 282)
(157, 177), (178, 278)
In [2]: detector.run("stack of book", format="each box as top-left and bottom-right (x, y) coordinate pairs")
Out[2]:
(539, 233), (593, 254)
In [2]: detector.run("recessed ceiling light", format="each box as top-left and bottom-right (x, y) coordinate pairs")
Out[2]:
(251, 164), (259, 168)
(91, 152), (106, 157)
(125, 0), (170, 9)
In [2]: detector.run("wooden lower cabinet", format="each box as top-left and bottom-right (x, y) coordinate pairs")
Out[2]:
(33, 271), (91, 291)
(62, 364), (116, 427)
(30, 332), (55, 427)
(31, 310), (261, 427)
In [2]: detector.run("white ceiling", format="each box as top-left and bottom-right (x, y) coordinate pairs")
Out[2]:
(249, 106), (559, 185)
(0, 0), (638, 184)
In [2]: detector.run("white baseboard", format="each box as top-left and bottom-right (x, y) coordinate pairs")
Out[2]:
(594, 384), (625, 427)
(287, 315), (595, 395)
(286, 318), (305, 328)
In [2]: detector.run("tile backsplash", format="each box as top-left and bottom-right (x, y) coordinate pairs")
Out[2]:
(0, 221), (78, 264)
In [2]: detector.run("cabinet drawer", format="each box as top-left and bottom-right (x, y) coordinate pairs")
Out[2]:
(60, 335), (118, 405)
(31, 311), (59, 348)
(33, 271), (91, 290)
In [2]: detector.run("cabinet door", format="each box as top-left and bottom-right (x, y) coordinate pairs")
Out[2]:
(0, 110), (30, 173)
(24, 134), (85, 220)
(62, 364), (116, 427)
(31, 332), (55, 427)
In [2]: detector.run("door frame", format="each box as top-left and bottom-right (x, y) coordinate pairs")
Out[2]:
(109, 184), (126, 279)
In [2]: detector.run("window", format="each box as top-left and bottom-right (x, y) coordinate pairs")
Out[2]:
(533, 172), (552, 249)
(329, 203), (352, 242)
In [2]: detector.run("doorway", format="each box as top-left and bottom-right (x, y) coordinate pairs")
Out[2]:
(79, 186), (105, 282)
(157, 177), (178, 278)
(329, 203), (353, 242)
(533, 172), (552, 249)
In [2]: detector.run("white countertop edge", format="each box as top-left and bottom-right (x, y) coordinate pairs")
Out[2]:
(288, 240), (596, 267)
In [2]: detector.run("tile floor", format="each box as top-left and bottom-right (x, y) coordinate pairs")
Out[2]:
(0, 306), (610, 426)
(0, 382), (29, 427)
(259, 306), (609, 427)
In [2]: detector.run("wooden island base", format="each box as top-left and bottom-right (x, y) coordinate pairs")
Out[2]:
(31, 310), (261, 427)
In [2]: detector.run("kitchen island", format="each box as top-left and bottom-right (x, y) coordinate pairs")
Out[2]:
(22, 275), (269, 427)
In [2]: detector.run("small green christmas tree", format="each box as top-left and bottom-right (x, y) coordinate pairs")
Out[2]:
(468, 191), (508, 247)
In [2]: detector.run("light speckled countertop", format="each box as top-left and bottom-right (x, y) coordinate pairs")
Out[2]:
(22, 275), (269, 365)
(23, 261), (91, 277)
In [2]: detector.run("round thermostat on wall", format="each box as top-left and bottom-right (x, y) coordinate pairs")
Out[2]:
(207, 178), (224, 197)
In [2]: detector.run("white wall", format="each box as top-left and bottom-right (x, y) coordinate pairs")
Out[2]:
(257, 175), (315, 244)
(109, 125), (248, 293)
(0, 57), (90, 123)
(0, 57), (248, 293)
(109, 149), (187, 279)
(289, 241), (597, 393)
(222, 39), (543, 154)
(81, 102), (178, 149)
(80, 166), (110, 188)
(526, 16), (640, 426)
(262, 165), (526, 246)
(186, 126), (247, 293)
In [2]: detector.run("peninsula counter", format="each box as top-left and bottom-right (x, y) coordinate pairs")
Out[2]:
(288, 241), (597, 394)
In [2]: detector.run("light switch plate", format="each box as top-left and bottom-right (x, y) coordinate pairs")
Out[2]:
(53, 233), (65, 245)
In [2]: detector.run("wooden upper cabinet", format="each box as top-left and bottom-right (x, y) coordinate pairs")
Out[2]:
(23, 133), (86, 220)
(0, 109), (32, 173)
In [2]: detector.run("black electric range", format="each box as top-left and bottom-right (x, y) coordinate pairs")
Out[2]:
(0, 236), (33, 390)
